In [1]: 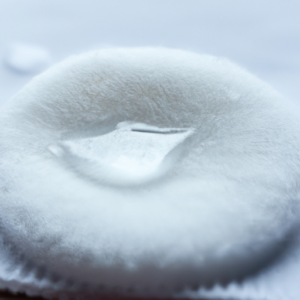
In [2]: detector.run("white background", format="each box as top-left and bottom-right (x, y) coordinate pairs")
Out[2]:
(0, 0), (300, 106)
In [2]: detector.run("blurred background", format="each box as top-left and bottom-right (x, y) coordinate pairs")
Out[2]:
(0, 0), (299, 107)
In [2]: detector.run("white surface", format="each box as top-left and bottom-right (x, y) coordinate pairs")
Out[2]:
(0, 1), (300, 299)
(0, 0), (299, 106)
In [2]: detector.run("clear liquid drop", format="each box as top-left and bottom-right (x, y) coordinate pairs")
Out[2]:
(48, 122), (194, 186)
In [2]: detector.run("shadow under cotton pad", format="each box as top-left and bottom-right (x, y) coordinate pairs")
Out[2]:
(0, 48), (300, 299)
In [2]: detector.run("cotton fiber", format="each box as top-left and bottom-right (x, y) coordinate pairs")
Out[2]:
(0, 48), (300, 298)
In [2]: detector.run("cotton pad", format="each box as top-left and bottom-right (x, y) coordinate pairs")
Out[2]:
(0, 48), (300, 298)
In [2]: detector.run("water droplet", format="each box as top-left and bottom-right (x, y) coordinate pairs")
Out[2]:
(4, 43), (51, 74)
(49, 123), (194, 187)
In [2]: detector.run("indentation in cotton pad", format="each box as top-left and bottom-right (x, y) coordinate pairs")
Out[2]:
(48, 122), (194, 186)
(3, 47), (300, 299)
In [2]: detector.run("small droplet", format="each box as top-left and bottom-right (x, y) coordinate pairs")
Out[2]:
(4, 43), (51, 74)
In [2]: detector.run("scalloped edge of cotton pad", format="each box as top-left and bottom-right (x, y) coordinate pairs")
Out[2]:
(0, 231), (297, 300)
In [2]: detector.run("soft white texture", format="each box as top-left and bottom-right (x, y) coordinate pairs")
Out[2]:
(179, 234), (300, 300)
(0, 48), (300, 298)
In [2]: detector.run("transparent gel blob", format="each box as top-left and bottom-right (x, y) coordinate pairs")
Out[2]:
(48, 122), (194, 186)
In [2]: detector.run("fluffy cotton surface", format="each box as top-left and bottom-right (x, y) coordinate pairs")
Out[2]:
(0, 48), (300, 298)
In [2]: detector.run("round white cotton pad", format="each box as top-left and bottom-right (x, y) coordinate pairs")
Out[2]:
(0, 48), (300, 298)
